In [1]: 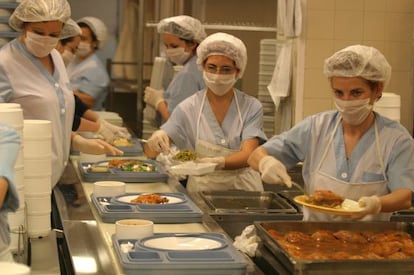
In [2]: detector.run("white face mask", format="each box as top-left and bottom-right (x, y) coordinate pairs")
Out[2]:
(165, 47), (191, 65)
(334, 98), (373, 125)
(203, 71), (236, 96)
(76, 42), (92, 58)
(61, 50), (74, 66)
(25, 31), (59, 58)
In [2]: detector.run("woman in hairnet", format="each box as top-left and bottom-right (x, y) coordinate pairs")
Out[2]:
(0, 0), (120, 187)
(144, 15), (206, 123)
(248, 45), (414, 221)
(57, 19), (130, 142)
(145, 32), (267, 193)
(67, 16), (110, 111)
(0, 123), (20, 261)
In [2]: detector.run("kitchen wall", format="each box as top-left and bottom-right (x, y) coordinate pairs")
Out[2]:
(299, 0), (414, 133)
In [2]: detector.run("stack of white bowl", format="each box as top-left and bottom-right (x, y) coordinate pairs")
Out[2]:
(258, 39), (279, 137)
(374, 92), (401, 122)
(23, 120), (52, 238)
(0, 103), (26, 254)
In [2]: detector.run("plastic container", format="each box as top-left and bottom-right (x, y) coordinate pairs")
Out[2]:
(23, 136), (51, 157)
(374, 92), (401, 122)
(0, 108), (23, 128)
(25, 193), (51, 214)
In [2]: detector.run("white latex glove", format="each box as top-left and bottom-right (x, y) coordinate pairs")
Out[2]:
(72, 135), (123, 156)
(144, 86), (165, 109)
(351, 195), (382, 220)
(197, 157), (225, 170)
(258, 156), (292, 187)
(98, 119), (130, 139)
(233, 225), (258, 257)
(97, 122), (115, 143)
(147, 130), (170, 154)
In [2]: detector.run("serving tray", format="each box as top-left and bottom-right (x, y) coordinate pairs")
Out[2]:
(112, 232), (246, 275)
(78, 159), (168, 183)
(91, 192), (202, 223)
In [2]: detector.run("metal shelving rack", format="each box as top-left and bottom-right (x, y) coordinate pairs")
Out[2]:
(0, 2), (19, 44)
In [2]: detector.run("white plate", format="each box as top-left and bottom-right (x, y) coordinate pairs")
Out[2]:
(170, 162), (217, 176)
(142, 236), (224, 251)
(116, 194), (183, 204)
(294, 195), (364, 216)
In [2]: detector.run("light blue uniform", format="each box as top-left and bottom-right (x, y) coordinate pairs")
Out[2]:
(263, 110), (414, 200)
(67, 54), (109, 111)
(164, 55), (205, 115)
(162, 89), (267, 150)
(0, 123), (20, 260)
(0, 39), (75, 186)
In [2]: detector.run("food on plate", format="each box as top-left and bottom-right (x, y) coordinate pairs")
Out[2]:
(172, 150), (197, 162)
(130, 193), (169, 204)
(305, 190), (345, 208)
(267, 228), (414, 260)
(108, 159), (156, 172)
(89, 166), (109, 173)
(112, 137), (133, 147)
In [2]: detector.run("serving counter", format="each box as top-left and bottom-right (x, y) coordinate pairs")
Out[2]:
(52, 157), (264, 274)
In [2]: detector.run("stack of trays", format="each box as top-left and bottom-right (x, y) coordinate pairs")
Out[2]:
(112, 232), (247, 274)
(258, 39), (279, 137)
(0, 103), (26, 253)
(23, 120), (52, 238)
(91, 192), (202, 223)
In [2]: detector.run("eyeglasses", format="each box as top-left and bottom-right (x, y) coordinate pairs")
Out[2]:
(204, 64), (236, 74)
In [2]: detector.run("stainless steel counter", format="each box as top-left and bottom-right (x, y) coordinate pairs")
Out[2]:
(52, 159), (264, 275)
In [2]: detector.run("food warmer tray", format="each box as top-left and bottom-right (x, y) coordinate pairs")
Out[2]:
(91, 192), (203, 223)
(71, 138), (143, 156)
(200, 190), (298, 213)
(255, 221), (414, 274)
(78, 159), (168, 183)
(112, 232), (247, 275)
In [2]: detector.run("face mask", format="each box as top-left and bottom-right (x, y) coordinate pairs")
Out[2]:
(25, 32), (59, 58)
(203, 71), (236, 96)
(76, 42), (92, 58)
(165, 47), (191, 65)
(334, 98), (373, 125)
(61, 50), (74, 66)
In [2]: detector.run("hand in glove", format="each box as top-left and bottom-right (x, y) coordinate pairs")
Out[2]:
(72, 134), (123, 156)
(258, 156), (292, 187)
(147, 130), (170, 154)
(144, 87), (165, 109)
(197, 157), (225, 170)
(351, 195), (382, 220)
(98, 119), (130, 141)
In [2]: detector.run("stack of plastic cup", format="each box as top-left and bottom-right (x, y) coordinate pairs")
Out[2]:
(23, 119), (52, 238)
(0, 103), (26, 253)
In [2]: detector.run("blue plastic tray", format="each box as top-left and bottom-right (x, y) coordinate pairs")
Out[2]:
(78, 159), (168, 183)
(112, 233), (247, 274)
(91, 192), (203, 223)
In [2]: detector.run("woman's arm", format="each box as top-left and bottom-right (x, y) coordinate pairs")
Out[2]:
(223, 138), (260, 170)
(379, 188), (412, 212)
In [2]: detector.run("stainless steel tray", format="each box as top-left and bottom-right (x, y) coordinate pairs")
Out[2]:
(200, 190), (297, 214)
(255, 221), (414, 274)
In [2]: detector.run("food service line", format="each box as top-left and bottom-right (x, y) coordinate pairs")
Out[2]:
(51, 155), (263, 274)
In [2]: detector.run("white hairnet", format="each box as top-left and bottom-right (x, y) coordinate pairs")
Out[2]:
(323, 45), (391, 88)
(196, 32), (247, 79)
(77, 16), (108, 49)
(9, 0), (71, 32)
(61, 19), (81, 40)
(157, 15), (206, 43)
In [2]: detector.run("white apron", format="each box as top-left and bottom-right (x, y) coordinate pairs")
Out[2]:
(305, 117), (390, 221)
(186, 91), (263, 194)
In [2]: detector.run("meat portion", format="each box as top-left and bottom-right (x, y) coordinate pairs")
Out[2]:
(311, 230), (336, 242)
(306, 190), (344, 208)
(333, 230), (368, 244)
(130, 193), (169, 204)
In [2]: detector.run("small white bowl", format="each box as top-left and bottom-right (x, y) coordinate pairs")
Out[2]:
(115, 219), (154, 240)
(94, 181), (126, 197)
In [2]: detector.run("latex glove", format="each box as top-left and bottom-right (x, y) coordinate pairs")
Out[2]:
(197, 157), (225, 170)
(147, 130), (170, 154)
(98, 119), (131, 139)
(258, 156), (292, 187)
(72, 134), (123, 156)
(144, 87), (165, 109)
(351, 195), (382, 220)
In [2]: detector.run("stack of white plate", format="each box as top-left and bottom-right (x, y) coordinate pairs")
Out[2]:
(258, 39), (279, 137)
(23, 120), (52, 238)
(95, 111), (123, 126)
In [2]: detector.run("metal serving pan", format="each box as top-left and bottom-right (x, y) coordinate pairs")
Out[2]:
(200, 190), (297, 214)
(255, 221), (414, 274)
